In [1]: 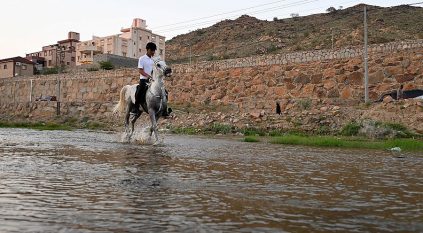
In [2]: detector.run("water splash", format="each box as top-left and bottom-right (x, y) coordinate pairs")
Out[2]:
(120, 125), (162, 145)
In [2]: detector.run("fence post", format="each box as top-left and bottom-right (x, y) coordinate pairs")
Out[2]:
(56, 78), (61, 115)
(30, 79), (33, 102)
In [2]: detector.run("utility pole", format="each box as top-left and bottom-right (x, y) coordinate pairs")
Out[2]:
(363, 5), (369, 103)
(189, 45), (192, 65)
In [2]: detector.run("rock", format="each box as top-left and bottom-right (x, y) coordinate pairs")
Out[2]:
(383, 95), (394, 103)
(323, 80), (337, 90)
(369, 70), (385, 84)
(395, 74), (415, 83)
(250, 111), (261, 118)
(340, 87), (353, 99)
(320, 106), (328, 112)
(347, 71), (363, 85)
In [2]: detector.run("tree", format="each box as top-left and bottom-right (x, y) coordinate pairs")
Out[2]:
(290, 13), (299, 18)
(326, 7), (337, 13)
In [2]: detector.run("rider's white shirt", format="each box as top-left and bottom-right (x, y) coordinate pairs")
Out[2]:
(138, 54), (154, 80)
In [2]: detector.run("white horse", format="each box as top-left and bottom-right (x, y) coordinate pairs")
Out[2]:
(113, 58), (172, 143)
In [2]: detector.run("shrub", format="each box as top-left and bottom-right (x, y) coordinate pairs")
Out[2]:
(41, 67), (59, 75)
(298, 98), (312, 110)
(99, 61), (114, 70)
(340, 121), (361, 136)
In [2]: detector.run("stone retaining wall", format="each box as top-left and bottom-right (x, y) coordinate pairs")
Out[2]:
(0, 40), (422, 132)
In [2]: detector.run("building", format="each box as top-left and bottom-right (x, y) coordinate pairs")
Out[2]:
(75, 18), (165, 65)
(0, 57), (34, 79)
(26, 32), (80, 69)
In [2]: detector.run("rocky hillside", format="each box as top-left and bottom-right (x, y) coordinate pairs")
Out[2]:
(166, 4), (423, 63)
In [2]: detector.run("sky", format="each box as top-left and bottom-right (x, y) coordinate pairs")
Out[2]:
(0, 0), (419, 58)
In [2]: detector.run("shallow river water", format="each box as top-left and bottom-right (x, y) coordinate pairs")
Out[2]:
(0, 128), (422, 232)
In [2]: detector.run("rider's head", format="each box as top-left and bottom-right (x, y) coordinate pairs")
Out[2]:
(146, 42), (157, 57)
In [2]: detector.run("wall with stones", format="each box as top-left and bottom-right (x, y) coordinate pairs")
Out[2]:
(0, 40), (422, 132)
(169, 42), (423, 114)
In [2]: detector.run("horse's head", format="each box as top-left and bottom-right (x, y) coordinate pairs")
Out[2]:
(152, 57), (172, 80)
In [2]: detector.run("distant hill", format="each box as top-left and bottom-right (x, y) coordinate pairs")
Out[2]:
(165, 4), (423, 64)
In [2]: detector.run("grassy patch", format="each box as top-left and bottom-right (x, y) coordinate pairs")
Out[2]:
(204, 123), (233, 134)
(0, 121), (72, 131)
(270, 135), (423, 151)
(169, 126), (198, 135)
(243, 136), (260, 142)
(242, 127), (266, 136)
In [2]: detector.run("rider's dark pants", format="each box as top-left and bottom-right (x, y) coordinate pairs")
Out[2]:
(133, 79), (149, 113)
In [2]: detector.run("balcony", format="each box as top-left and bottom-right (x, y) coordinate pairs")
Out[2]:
(78, 45), (103, 54)
(78, 56), (94, 64)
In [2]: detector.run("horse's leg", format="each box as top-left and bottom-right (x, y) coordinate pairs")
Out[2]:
(124, 102), (133, 141)
(148, 110), (159, 143)
(129, 108), (143, 139)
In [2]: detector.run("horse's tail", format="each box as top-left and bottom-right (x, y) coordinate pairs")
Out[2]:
(113, 85), (128, 114)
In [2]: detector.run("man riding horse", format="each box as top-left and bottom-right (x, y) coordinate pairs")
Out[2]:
(133, 42), (171, 117)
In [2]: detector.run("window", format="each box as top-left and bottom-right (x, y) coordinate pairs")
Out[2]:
(44, 51), (47, 56)
(22, 65), (27, 70)
(139, 36), (142, 40)
(67, 62), (70, 65)
(48, 60), (52, 66)
(122, 52), (127, 57)
(3, 64), (7, 69)
(71, 57), (75, 62)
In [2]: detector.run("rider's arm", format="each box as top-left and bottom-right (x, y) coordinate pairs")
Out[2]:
(139, 68), (152, 80)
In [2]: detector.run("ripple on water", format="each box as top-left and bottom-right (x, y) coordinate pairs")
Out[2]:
(0, 128), (422, 232)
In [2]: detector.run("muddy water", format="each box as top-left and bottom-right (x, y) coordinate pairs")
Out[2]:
(0, 128), (422, 232)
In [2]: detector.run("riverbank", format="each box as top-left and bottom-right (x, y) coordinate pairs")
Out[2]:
(245, 135), (423, 152)
(1, 118), (422, 152)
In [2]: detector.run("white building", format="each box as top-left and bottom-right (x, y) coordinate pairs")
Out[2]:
(76, 19), (165, 65)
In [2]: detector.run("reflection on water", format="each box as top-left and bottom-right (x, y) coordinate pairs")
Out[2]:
(0, 128), (422, 232)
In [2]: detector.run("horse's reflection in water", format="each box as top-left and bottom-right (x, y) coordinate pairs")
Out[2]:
(114, 58), (172, 145)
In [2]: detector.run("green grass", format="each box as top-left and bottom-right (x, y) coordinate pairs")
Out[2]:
(270, 135), (423, 151)
(0, 118), (109, 131)
(170, 126), (198, 135)
(204, 123), (233, 134)
(243, 136), (260, 142)
(0, 121), (72, 131)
